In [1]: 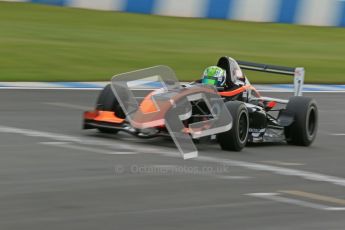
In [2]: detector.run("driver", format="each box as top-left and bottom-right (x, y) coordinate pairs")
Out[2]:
(200, 66), (245, 90)
(201, 66), (227, 87)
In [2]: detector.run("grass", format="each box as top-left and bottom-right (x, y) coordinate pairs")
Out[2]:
(0, 2), (344, 83)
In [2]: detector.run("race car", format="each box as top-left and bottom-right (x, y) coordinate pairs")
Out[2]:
(83, 56), (318, 152)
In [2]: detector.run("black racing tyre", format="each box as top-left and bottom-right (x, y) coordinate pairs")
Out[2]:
(217, 101), (249, 151)
(96, 84), (119, 112)
(95, 84), (125, 134)
(284, 96), (318, 146)
(97, 127), (118, 134)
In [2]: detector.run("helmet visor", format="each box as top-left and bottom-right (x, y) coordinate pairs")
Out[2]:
(202, 77), (217, 86)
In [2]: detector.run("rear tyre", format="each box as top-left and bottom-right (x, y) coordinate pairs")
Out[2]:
(217, 101), (249, 151)
(95, 84), (124, 134)
(284, 96), (318, 146)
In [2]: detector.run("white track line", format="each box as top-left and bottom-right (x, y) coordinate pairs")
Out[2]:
(39, 142), (138, 155)
(216, 175), (252, 180)
(247, 193), (345, 211)
(260, 160), (305, 166)
(280, 190), (345, 206)
(0, 125), (135, 150)
(1, 125), (345, 187)
(196, 155), (345, 187)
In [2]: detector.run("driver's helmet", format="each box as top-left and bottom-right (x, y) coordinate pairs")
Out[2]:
(201, 66), (226, 87)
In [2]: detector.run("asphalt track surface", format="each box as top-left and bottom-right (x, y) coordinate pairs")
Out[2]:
(0, 89), (344, 230)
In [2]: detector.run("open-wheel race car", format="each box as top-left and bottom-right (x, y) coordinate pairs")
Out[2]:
(83, 56), (318, 153)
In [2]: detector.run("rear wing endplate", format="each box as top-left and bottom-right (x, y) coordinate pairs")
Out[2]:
(237, 60), (304, 96)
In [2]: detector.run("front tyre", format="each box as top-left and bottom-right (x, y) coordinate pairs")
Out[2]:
(217, 101), (249, 151)
(95, 84), (124, 134)
(284, 96), (318, 146)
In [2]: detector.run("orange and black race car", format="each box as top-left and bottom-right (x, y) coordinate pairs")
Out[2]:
(83, 56), (318, 152)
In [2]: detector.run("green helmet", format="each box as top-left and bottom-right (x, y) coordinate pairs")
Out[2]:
(201, 66), (226, 87)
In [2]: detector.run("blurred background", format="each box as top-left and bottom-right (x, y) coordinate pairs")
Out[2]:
(0, 0), (344, 83)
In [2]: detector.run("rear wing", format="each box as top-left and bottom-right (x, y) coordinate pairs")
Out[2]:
(237, 60), (304, 96)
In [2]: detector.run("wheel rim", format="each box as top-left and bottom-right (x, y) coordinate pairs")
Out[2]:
(307, 106), (316, 137)
(238, 111), (248, 143)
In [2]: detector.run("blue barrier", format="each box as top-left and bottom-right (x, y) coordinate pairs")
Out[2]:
(31, 0), (66, 6)
(125, 0), (156, 14)
(206, 0), (234, 19)
(277, 0), (300, 24)
(339, 0), (345, 27)
(3, 0), (345, 27)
